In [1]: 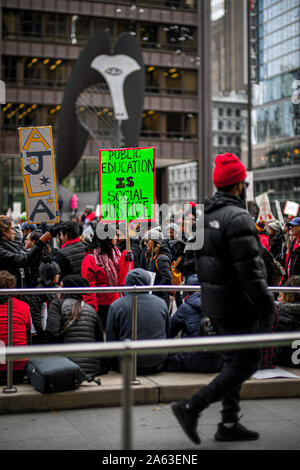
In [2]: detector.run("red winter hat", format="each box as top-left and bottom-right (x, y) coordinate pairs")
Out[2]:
(213, 153), (246, 188)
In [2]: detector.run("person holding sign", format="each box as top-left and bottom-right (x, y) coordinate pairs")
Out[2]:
(81, 224), (133, 332)
(0, 215), (52, 291)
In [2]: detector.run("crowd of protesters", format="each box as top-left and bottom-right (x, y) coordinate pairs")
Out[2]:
(1, 187), (300, 386)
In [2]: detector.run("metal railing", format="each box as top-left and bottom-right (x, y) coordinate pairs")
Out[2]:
(1, 285), (300, 449)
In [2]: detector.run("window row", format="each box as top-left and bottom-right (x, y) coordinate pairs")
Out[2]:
(2, 56), (198, 96)
(217, 107), (242, 117)
(168, 162), (197, 183)
(214, 135), (241, 146)
(260, 35), (300, 64)
(216, 120), (242, 131)
(253, 100), (299, 143)
(2, 9), (197, 53)
(259, 18), (300, 49)
(0, 102), (198, 142)
(253, 69), (300, 106)
(260, 0), (300, 23)
(261, 6), (300, 36)
(256, 147), (300, 170)
(259, 50), (300, 80)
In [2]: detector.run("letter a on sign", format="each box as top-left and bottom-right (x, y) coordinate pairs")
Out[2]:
(19, 126), (59, 225)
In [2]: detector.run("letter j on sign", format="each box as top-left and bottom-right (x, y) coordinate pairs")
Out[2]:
(19, 126), (59, 225)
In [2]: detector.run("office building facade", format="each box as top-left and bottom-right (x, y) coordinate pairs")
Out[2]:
(0, 0), (212, 213)
(249, 0), (300, 203)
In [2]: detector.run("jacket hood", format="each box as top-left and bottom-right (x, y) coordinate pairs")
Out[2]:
(204, 191), (245, 214)
(158, 240), (173, 260)
(185, 291), (201, 308)
(125, 268), (151, 289)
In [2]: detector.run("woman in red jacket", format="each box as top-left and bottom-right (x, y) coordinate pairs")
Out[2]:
(0, 270), (31, 384)
(81, 224), (133, 332)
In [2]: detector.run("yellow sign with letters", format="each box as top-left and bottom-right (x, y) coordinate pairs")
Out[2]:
(19, 126), (59, 225)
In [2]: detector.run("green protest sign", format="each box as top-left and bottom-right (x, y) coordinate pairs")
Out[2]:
(99, 147), (155, 222)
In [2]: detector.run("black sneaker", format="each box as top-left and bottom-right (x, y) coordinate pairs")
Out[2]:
(171, 401), (201, 445)
(215, 422), (259, 442)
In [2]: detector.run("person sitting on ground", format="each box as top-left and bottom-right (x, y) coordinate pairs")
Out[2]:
(163, 274), (223, 373)
(276, 275), (300, 368)
(45, 274), (108, 377)
(29, 259), (60, 344)
(106, 268), (170, 375)
(0, 270), (31, 385)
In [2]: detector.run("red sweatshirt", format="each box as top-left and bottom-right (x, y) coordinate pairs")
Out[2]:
(0, 297), (31, 371)
(81, 250), (132, 311)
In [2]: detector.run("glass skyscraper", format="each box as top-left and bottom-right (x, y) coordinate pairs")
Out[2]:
(251, 0), (300, 202)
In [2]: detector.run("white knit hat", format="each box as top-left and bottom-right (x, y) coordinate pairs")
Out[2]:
(166, 223), (179, 234)
(144, 227), (164, 244)
(268, 220), (282, 231)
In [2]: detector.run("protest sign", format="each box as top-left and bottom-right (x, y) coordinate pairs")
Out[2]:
(283, 200), (299, 217)
(246, 171), (254, 202)
(99, 147), (155, 222)
(255, 192), (275, 223)
(275, 200), (285, 229)
(19, 126), (59, 225)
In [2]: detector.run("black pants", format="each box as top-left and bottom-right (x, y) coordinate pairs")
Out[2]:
(0, 368), (26, 385)
(187, 347), (261, 423)
(164, 351), (223, 373)
(97, 304), (110, 333)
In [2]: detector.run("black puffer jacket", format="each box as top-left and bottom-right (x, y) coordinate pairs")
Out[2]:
(196, 191), (275, 333)
(53, 240), (86, 279)
(0, 238), (45, 288)
(45, 296), (104, 376)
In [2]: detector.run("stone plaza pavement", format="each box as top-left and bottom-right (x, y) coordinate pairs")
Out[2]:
(0, 368), (300, 450)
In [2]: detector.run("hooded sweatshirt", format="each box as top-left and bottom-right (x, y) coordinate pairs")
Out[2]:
(106, 268), (170, 371)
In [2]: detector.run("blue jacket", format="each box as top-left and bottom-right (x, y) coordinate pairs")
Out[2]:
(170, 292), (203, 338)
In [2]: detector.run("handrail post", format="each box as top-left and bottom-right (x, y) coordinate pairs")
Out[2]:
(131, 291), (140, 385)
(121, 352), (133, 450)
(2, 296), (17, 394)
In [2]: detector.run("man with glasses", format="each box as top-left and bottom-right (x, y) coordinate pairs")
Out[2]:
(172, 152), (275, 445)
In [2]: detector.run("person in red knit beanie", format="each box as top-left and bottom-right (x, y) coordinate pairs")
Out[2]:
(213, 152), (247, 190)
(171, 152), (275, 445)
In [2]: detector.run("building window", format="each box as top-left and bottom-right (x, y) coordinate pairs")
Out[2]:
(19, 10), (42, 38)
(2, 56), (17, 84)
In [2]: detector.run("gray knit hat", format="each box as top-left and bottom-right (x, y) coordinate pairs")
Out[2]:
(144, 227), (164, 244)
(268, 220), (282, 231)
(39, 261), (60, 285)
